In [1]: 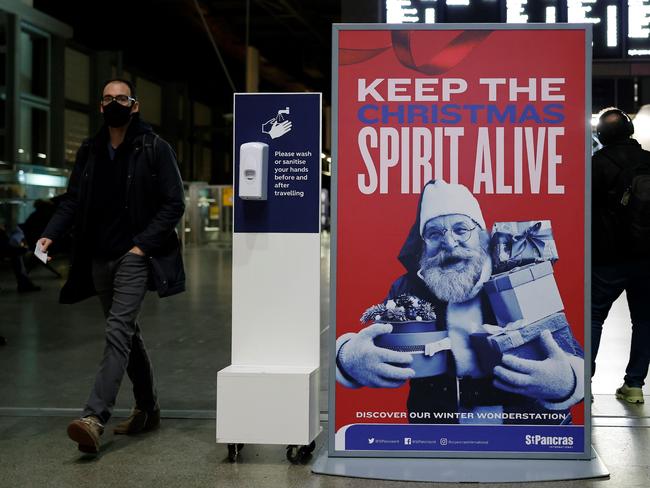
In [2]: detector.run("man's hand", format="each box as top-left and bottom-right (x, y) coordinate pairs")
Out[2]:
(128, 246), (145, 256)
(492, 330), (575, 401)
(338, 323), (415, 388)
(37, 237), (53, 262)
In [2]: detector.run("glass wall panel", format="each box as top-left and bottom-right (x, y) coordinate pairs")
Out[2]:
(19, 28), (49, 99)
(64, 109), (89, 164)
(64, 48), (90, 104)
(136, 76), (162, 126)
(0, 52), (5, 87)
(0, 97), (5, 131)
(17, 103), (48, 164)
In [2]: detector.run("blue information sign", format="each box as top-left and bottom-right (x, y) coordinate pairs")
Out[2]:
(234, 93), (321, 233)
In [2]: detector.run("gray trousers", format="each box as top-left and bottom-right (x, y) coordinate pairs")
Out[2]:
(84, 252), (158, 424)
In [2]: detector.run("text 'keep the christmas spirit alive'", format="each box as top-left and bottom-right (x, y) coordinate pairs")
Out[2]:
(354, 77), (574, 196)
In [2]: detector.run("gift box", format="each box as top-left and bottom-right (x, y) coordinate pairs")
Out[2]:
(374, 327), (450, 378)
(360, 295), (449, 378)
(491, 220), (559, 273)
(469, 312), (577, 373)
(485, 261), (564, 326)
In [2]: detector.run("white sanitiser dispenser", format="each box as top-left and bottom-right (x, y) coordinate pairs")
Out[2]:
(238, 142), (269, 200)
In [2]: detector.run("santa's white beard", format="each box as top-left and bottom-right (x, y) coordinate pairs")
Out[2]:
(419, 245), (488, 303)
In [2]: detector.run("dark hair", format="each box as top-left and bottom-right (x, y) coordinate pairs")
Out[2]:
(101, 78), (137, 99)
(596, 107), (634, 145)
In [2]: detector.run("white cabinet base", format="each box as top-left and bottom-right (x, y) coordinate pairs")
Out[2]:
(216, 365), (320, 445)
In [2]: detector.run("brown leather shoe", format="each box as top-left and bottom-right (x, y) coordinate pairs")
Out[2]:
(67, 416), (104, 454)
(114, 407), (160, 435)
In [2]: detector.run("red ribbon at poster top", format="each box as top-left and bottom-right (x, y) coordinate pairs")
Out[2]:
(340, 30), (492, 75)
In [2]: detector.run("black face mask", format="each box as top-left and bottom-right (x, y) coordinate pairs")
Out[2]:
(103, 101), (133, 128)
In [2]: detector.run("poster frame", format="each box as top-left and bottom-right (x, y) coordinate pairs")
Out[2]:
(328, 22), (593, 460)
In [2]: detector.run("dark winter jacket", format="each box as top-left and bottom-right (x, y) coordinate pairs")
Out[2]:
(387, 181), (583, 424)
(592, 138), (650, 265)
(43, 115), (186, 304)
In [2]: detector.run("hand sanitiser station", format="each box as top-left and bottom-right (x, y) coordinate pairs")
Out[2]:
(238, 142), (268, 200)
(217, 93), (322, 463)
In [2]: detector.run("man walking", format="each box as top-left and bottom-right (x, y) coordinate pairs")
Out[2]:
(39, 79), (185, 452)
(592, 108), (650, 404)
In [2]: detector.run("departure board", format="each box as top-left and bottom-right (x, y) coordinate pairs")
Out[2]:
(568, 1), (621, 58)
(446, 0), (501, 22)
(506, 1), (562, 23)
(627, 0), (650, 56)
(383, 0), (650, 58)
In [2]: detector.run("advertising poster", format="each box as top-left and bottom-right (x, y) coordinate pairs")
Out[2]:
(331, 25), (590, 458)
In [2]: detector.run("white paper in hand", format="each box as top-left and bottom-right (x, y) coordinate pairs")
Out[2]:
(34, 243), (48, 264)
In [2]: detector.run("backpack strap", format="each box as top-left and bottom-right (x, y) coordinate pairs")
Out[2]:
(597, 147), (639, 208)
(77, 139), (92, 168)
(142, 133), (159, 176)
(598, 149), (622, 171)
(602, 145), (650, 186)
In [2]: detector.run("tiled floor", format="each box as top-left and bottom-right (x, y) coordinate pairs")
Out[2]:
(0, 236), (648, 487)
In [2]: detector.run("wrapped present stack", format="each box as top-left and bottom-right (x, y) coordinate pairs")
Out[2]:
(491, 220), (559, 274)
(471, 220), (571, 374)
(470, 312), (579, 373)
(361, 295), (450, 378)
(485, 260), (563, 326)
(487, 220), (562, 325)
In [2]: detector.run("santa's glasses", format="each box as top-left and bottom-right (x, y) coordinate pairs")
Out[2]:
(422, 224), (477, 247)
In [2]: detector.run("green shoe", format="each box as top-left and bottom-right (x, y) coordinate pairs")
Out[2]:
(615, 384), (645, 404)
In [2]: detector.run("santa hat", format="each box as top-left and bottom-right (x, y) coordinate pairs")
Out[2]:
(419, 180), (486, 236)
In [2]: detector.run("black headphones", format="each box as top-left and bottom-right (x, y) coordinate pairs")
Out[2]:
(596, 108), (634, 144)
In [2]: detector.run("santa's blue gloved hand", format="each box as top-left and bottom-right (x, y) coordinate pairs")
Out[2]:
(338, 323), (415, 388)
(492, 330), (575, 401)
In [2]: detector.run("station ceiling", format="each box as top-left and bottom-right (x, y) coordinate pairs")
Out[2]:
(34, 0), (340, 106)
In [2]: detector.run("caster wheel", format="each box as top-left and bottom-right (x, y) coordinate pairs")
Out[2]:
(286, 443), (315, 463)
(286, 445), (300, 463)
(227, 443), (245, 462)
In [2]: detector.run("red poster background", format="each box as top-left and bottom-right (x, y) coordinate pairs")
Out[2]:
(335, 29), (586, 431)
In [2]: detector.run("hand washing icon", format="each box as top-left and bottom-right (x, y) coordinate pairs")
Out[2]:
(276, 107), (290, 121)
(262, 107), (292, 139)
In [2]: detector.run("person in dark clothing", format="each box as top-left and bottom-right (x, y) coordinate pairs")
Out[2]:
(20, 198), (65, 278)
(21, 199), (61, 253)
(0, 224), (40, 292)
(39, 79), (186, 453)
(336, 180), (584, 424)
(592, 108), (650, 404)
